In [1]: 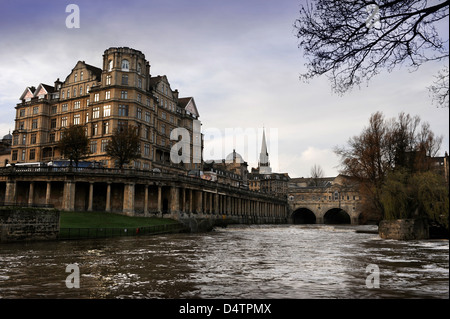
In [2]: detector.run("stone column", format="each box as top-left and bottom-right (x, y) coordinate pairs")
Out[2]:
(45, 181), (52, 206)
(214, 193), (219, 214)
(5, 181), (16, 205)
(88, 182), (94, 211)
(157, 186), (162, 214)
(28, 182), (34, 207)
(144, 185), (149, 216)
(170, 186), (180, 215)
(209, 192), (213, 214)
(123, 183), (135, 216)
(197, 191), (203, 214)
(63, 181), (76, 211)
(106, 182), (112, 212)
(189, 189), (193, 213)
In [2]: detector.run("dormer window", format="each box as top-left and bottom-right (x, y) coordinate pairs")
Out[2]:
(121, 59), (129, 71)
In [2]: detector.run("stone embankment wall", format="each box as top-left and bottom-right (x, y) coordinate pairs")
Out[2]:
(0, 208), (60, 243)
(379, 219), (429, 240)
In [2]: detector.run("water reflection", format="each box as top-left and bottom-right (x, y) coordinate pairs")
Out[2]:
(0, 225), (448, 299)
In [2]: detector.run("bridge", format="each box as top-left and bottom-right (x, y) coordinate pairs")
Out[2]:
(288, 175), (363, 225)
(0, 166), (288, 230)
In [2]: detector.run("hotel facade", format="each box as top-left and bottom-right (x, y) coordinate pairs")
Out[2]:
(11, 47), (202, 173)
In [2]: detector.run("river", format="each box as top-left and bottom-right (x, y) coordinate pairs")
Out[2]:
(0, 224), (448, 299)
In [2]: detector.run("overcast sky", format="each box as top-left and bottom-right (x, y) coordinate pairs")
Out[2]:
(0, 0), (448, 178)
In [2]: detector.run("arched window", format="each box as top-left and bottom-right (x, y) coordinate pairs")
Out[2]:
(121, 59), (129, 71)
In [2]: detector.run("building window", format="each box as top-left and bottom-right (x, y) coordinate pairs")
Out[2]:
(118, 105), (128, 116)
(33, 106), (39, 114)
(92, 123), (98, 136)
(138, 78), (142, 89)
(80, 71), (83, 81)
(32, 119), (38, 129)
(62, 91), (65, 99)
(73, 114), (80, 125)
(137, 107), (142, 119)
(29, 149), (35, 160)
(12, 150), (18, 161)
(21, 150), (26, 161)
(121, 59), (129, 71)
(101, 139), (109, 152)
(19, 109), (25, 117)
(103, 121), (109, 134)
(161, 112), (166, 120)
(86, 112), (89, 123)
(74, 73), (77, 82)
(144, 143), (150, 156)
(145, 112), (151, 123)
(73, 88), (77, 97)
(108, 60), (113, 72)
(87, 85), (90, 93)
(122, 75), (128, 85)
(50, 118), (57, 129)
(94, 93), (99, 102)
(49, 133), (55, 142)
(137, 94), (141, 102)
(61, 117), (68, 127)
(137, 63), (142, 74)
(51, 106), (57, 114)
(74, 101), (81, 109)
(121, 91), (128, 99)
(161, 124), (165, 135)
(105, 91), (110, 99)
(90, 141), (97, 153)
(80, 86), (83, 96)
(62, 104), (68, 112)
(13, 135), (18, 146)
(118, 120), (127, 132)
(92, 107), (100, 119)
(67, 89), (70, 98)
(30, 134), (37, 144)
(103, 105), (111, 117)
(106, 75), (111, 85)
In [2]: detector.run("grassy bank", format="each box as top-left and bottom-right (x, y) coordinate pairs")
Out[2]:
(58, 211), (185, 240)
(60, 211), (179, 228)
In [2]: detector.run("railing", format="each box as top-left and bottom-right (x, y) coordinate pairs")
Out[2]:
(58, 222), (187, 240)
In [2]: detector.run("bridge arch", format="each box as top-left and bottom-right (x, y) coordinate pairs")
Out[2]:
(292, 208), (316, 224)
(323, 208), (351, 224)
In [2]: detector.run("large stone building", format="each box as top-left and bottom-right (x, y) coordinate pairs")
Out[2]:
(10, 47), (202, 173)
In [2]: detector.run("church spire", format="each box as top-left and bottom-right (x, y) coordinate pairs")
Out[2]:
(258, 127), (272, 174)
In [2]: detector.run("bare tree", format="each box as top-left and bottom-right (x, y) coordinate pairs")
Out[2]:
(310, 164), (325, 186)
(295, 0), (449, 96)
(58, 125), (90, 167)
(428, 66), (449, 107)
(105, 125), (141, 169)
(335, 111), (444, 220)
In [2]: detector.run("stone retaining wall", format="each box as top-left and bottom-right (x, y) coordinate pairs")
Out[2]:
(0, 208), (60, 243)
(379, 219), (429, 240)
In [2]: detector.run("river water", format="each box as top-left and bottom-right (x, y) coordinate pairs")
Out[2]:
(0, 224), (448, 299)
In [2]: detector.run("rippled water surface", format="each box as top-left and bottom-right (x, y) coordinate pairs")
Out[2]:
(0, 225), (448, 298)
